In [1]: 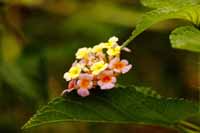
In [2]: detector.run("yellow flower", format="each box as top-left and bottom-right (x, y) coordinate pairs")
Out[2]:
(92, 43), (104, 53)
(103, 42), (114, 48)
(107, 46), (121, 56)
(91, 61), (108, 75)
(103, 36), (119, 49)
(76, 47), (91, 59)
(64, 64), (82, 81)
(108, 36), (118, 43)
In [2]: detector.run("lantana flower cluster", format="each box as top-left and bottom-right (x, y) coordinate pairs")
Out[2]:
(62, 36), (132, 97)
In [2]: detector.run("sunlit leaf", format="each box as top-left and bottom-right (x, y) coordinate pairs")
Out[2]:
(140, 0), (200, 8)
(130, 5), (200, 40)
(170, 26), (200, 52)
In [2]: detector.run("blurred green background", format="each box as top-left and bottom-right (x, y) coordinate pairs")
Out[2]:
(0, 0), (199, 132)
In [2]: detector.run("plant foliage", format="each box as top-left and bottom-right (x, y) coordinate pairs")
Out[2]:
(140, 0), (200, 8)
(22, 86), (199, 130)
(170, 26), (200, 52)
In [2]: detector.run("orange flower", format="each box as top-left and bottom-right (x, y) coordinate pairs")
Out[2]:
(77, 74), (93, 97)
(61, 80), (77, 95)
(62, 36), (133, 97)
(97, 70), (116, 90)
(109, 57), (132, 74)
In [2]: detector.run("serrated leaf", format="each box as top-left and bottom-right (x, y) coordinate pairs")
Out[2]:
(170, 26), (200, 52)
(140, 0), (200, 8)
(127, 5), (200, 42)
(22, 86), (199, 130)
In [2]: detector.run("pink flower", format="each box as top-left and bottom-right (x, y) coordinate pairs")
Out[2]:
(62, 36), (133, 97)
(77, 89), (90, 97)
(61, 80), (77, 96)
(68, 80), (77, 89)
(72, 60), (78, 66)
(122, 47), (131, 52)
(77, 73), (93, 97)
(97, 70), (116, 90)
(109, 57), (132, 74)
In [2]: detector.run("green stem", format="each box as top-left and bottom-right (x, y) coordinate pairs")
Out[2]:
(121, 34), (135, 48)
(179, 121), (200, 131)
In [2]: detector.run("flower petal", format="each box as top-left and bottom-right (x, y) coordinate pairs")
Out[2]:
(107, 46), (121, 56)
(102, 70), (113, 76)
(97, 80), (104, 86)
(108, 36), (118, 42)
(112, 77), (117, 83)
(122, 64), (132, 74)
(91, 61), (108, 75)
(63, 72), (70, 81)
(121, 59), (128, 65)
(68, 80), (77, 89)
(113, 68), (121, 73)
(122, 47), (131, 52)
(79, 73), (93, 80)
(100, 83), (115, 90)
(77, 89), (90, 97)
(109, 57), (119, 68)
(61, 88), (74, 96)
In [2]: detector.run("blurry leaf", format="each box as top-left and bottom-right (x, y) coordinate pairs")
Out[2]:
(19, 54), (49, 100)
(130, 5), (200, 40)
(22, 86), (199, 130)
(65, 2), (175, 31)
(17, 43), (49, 101)
(140, 0), (200, 8)
(1, 32), (22, 62)
(87, 3), (142, 27)
(170, 26), (200, 52)
(0, 63), (39, 101)
(2, 0), (43, 6)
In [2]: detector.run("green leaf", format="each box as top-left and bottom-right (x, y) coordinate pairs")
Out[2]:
(22, 86), (199, 130)
(131, 5), (200, 39)
(170, 26), (200, 52)
(134, 86), (161, 98)
(140, 0), (200, 8)
(122, 2), (200, 48)
(0, 63), (39, 101)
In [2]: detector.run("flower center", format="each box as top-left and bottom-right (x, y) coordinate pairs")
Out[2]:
(102, 76), (111, 83)
(115, 62), (125, 70)
(72, 69), (79, 74)
(80, 79), (90, 89)
(69, 67), (81, 77)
